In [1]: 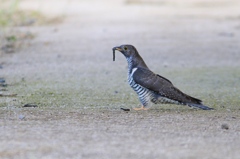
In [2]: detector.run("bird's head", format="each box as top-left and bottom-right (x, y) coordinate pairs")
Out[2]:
(112, 44), (138, 61)
(112, 44), (148, 69)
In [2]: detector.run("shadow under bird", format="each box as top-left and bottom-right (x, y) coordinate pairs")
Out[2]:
(112, 44), (213, 110)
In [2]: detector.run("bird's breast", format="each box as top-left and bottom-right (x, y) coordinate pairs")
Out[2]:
(128, 72), (152, 107)
(127, 67), (138, 90)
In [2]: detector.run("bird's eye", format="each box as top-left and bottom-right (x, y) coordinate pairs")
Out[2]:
(124, 46), (128, 51)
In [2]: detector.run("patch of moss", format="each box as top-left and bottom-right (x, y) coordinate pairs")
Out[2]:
(0, 0), (63, 27)
(1, 66), (240, 113)
(0, 0), (63, 54)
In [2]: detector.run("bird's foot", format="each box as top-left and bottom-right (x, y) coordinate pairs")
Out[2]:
(133, 105), (149, 111)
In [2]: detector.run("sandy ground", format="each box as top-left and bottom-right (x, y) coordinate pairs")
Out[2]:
(1, 0), (240, 158)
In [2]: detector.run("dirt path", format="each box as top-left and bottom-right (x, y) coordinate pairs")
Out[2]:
(1, 0), (240, 158)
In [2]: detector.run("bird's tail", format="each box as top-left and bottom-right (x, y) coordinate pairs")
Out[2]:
(186, 103), (214, 110)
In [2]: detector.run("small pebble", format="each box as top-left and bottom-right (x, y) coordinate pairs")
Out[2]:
(221, 123), (229, 130)
(19, 115), (25, 120)
(0, 78), (6, 83)
(0, 83), (7, 87)
(23, 104), (38, 108)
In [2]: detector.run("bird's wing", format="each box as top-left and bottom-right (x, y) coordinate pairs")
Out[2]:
(132, 67), (202, 104)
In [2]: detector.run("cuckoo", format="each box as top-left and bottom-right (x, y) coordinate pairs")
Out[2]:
(112, 44), (213, 110)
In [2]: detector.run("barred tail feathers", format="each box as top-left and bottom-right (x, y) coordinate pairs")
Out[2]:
(186, 103), (213, 110)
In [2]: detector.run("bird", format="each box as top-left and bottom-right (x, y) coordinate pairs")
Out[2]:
(112, 44), (213, 110)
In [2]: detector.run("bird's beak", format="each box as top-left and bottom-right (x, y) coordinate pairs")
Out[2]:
(112, 46), (122, 61)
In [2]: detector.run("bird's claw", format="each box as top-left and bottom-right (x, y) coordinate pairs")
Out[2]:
(133, 105), (149, 111)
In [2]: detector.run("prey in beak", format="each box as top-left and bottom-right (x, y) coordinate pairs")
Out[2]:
(112, 46), (122, 61)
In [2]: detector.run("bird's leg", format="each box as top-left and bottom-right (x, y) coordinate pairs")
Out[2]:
(133, 105), (149, 111)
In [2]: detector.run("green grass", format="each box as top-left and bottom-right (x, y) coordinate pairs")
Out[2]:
(0, 0), (62, 54)
(0, 0), (62, 27)
(162, 66), (240, 110)
(0, 0), (19, 27)
(1, 66), (240, 113)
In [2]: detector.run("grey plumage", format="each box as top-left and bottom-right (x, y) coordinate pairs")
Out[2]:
(112, 44), (213, 110)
